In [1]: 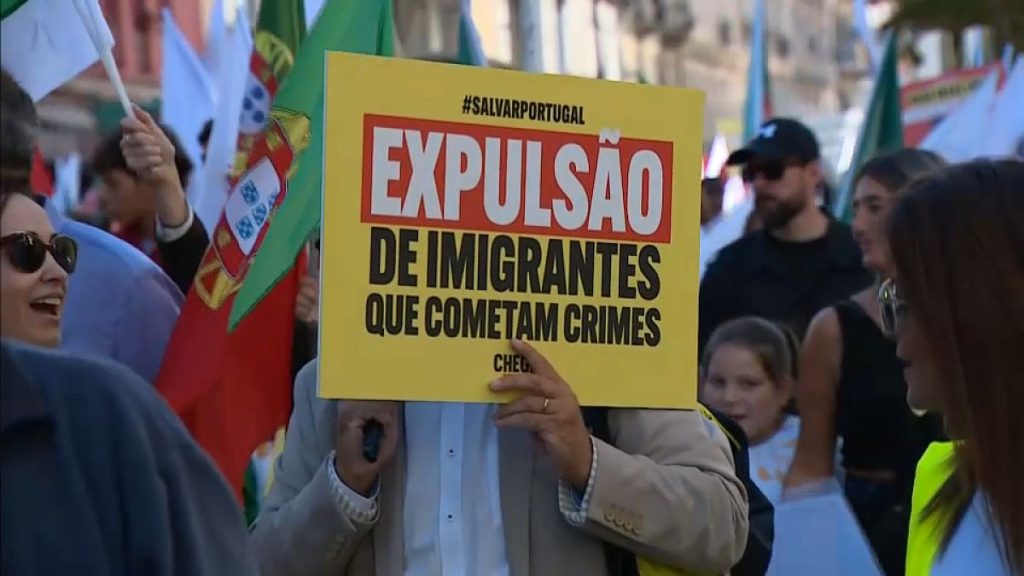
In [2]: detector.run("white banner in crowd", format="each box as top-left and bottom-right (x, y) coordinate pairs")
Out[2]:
(193, 0), (253, 235)
(700, 195), (753, 280)
(767, 493), (883, 576)
(982, 56), (1024, 158)
(922, 54), (1024, 161)
(0, 0), (114, 101)
(51, 153), (82, 215)
(161, 8), (215, 173)
(920, 68), (1000, 163)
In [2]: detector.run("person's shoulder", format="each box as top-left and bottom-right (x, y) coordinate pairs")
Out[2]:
(7, 342), (183, 441)
(825, 220), (867, 259)
(806, 305), (843, 343)
(60, 219), (163, 275)
(704, 232), (763, 278)
(62, 219), (183, 301)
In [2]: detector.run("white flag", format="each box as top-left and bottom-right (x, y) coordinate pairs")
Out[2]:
(193, 3), (253, 235)
(920, 68), (1000, 162)
(768, 493), (883, 576)
(983, 56), (1024, 158)
(703, 134), (730, 179)
(51, 153), (82, 215)
(0, 0), (114, 101)
(304, 0), (326, 29)
(700, 195), (753, 280)
(160, 8), (215, 172)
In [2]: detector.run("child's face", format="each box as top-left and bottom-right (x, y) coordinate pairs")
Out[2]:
(701, 343), (790, 445)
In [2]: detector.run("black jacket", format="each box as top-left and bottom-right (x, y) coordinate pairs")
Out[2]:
(699, 220), (872, 355)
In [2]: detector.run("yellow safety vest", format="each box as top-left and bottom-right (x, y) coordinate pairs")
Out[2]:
(636, 557), (713, 576)
(906, 441), (956, 576)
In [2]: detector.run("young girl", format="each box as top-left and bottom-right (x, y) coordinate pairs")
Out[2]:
(700, 317), (801, 504)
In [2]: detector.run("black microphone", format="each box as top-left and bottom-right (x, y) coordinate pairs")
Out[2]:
(361, 420), (383, 463)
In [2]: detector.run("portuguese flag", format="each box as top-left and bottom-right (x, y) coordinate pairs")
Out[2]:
(230, 0), (396, 328)
(157, 0), (396, 502)
(155, 0), (306, 498)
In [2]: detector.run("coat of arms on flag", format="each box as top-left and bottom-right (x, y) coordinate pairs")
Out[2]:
(232, 30), (296, 174)
(195, 107), (310, 311)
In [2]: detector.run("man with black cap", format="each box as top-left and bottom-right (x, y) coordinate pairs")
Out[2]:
(698, 118), (871, 353)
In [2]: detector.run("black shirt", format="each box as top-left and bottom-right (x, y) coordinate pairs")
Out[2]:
(698, 219), (872, 354)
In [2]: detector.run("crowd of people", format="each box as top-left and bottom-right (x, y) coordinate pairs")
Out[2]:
(1, 60), (1022, 576)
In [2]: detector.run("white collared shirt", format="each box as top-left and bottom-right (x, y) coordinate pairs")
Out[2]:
(327, 401), (598, 575)
(402, 402), (509, 576)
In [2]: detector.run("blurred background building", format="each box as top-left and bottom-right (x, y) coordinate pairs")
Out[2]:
(33, 0), (1016, 169)
(34, 0), (202, 156)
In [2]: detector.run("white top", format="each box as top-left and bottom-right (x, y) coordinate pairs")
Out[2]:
(932, 491), (1012, 576)
(402, 402), (511, 576)
(749, 415), (801, 505)
(326, 402), (598, 576)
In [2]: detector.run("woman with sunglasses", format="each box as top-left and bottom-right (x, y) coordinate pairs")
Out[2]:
(784, 149), (946, 575)
(0, 188), (77, 347)
(886, 159), (1023, 575)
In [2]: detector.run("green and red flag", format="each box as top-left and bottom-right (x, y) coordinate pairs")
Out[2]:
(230, 0), (396, 328)
(230, 0), (306, 168)
(833, 31), (904, 222)
(155, 0), (307, 494)
(157, 0), (396, 496)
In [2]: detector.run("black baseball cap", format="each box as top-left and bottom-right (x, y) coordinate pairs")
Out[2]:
(726, 118), (820, 166)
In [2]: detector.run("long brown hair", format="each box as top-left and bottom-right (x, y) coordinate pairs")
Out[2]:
(853, 148), (947, 193)
(887, 159), (1024, 571)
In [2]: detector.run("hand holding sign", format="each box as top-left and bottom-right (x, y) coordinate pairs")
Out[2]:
(491, 339), (594, 489)
(334, 400), (401, 496)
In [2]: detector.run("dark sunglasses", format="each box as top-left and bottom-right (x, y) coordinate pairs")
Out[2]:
(0, 232), (78, 274)
(742, 159), (806, 183)
(877, 278), (906, 337)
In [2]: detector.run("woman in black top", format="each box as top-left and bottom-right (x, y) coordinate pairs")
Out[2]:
(784, 149), (946, 575)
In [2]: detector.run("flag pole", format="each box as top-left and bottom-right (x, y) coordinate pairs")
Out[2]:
(72, 0), (133, 118)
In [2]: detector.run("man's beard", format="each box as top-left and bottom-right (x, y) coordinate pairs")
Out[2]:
(754, 194), (805, 231)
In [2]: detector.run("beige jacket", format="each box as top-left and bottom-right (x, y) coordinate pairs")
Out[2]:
(250, 361), (748, 576)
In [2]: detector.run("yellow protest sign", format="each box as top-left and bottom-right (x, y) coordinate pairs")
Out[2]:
(320, 53), (704, 408)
